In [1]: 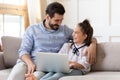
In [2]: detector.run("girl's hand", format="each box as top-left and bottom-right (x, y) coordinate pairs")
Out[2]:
(69, 62), (85, 69)
(69, 62), (75, 69)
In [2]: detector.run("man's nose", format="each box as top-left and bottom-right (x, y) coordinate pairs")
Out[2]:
(57, 20), (62, 25)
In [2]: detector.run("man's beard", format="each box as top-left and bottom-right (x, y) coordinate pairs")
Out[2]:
(49, 22), (59, 30)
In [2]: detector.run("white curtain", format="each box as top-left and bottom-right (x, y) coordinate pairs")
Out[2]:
(27, 0), (47, 25)
(46, 0), (62, 4)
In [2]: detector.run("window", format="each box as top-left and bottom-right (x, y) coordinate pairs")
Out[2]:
(0, 0), (29, 39)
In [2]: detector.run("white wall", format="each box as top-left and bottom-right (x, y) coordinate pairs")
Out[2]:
(78, 0), (109, 42)
(47, 0), (78, 29)
(47, 0), (120, 42)
(60, 0), (120, 42)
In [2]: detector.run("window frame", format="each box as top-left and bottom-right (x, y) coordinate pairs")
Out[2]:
(0, 0), (29, 29)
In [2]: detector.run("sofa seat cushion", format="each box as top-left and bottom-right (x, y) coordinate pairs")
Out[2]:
(0, 52), (5, 69)
(59, 71), (120, 80)
(0, 68), (12, 80)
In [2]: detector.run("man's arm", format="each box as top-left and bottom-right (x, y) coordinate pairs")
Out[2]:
(21, 54), (36, 74)
(85, 38), (97, 64)
(19, 26), (36, 74)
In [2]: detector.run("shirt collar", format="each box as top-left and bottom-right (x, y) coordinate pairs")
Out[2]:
(73, 43), (86, 48)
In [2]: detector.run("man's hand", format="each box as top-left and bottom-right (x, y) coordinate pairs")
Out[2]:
(84, 38), (97, 64)
(27, 62), (36, 74)
(21, 54), (37, 74)
(87, 45), (96, 64)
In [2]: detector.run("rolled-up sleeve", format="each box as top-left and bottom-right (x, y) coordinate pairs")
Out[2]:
(18, 26), (34, 58)
(79, 56), (90, 70)
(78, 47), (91, 73)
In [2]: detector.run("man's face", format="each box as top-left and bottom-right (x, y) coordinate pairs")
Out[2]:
(48, 13), (64, 30)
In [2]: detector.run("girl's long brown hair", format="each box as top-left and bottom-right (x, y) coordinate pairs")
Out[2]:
(71, 19), (93, 48)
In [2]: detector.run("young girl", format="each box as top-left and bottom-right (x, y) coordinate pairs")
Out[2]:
(26, 19), (94, 80)
(39, 19), (94, 80)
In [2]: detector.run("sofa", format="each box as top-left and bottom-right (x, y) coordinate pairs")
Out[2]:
(0, 36), (22, 80)
(0, 36), (120, 80)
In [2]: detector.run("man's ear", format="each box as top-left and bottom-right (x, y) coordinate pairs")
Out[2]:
(46, 14), (50, 20)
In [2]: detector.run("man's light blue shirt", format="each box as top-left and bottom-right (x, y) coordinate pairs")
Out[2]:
(18, 21), (73, 62)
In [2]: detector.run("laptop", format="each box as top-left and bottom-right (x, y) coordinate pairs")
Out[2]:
(36, 52), (72, 73)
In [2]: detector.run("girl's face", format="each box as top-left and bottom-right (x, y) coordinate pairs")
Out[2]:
(72, 25), (87, 45)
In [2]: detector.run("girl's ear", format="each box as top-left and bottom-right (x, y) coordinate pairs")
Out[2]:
(85, 34), (87, 38)
(84, 34), (87, 39)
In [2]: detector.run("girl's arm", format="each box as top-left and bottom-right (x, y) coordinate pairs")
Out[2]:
(70, 47), (91, 70)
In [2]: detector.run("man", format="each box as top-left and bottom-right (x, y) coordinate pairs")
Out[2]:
(7, 2), (96, 80)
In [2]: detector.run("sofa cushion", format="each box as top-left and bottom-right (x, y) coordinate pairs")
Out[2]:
(1, 36), (22, 68)
(0, 52), (5, 69)
(59, 72), (120, 80)
(92, 42), (120, 71)
(0, 68), (12, 80)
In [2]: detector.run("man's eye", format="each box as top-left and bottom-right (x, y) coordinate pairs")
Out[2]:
(55, 20), (59, 22)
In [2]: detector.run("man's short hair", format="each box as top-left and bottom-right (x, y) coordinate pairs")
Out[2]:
(46, 2), (65, 18)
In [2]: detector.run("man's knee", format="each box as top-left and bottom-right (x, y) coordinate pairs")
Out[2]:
(7, 62), (27, 80)
(34, 71), (45, 80)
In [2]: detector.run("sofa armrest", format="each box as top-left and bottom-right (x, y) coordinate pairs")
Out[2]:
(0, 52), (5, 70)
